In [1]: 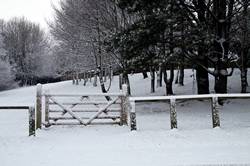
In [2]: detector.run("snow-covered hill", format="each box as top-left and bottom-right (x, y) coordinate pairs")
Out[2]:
(0, 69), (246, 106)
(0, 69), (250, 165)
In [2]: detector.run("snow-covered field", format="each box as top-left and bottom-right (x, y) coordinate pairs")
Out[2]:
(1, 69), (250, 165)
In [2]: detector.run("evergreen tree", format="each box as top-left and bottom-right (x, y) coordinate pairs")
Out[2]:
(111, 0), (187, 95)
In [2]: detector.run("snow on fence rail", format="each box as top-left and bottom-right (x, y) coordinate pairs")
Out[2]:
(0, 106), (36, 136)
(34, 83), (250, 134)
(129, 93), (250, 131)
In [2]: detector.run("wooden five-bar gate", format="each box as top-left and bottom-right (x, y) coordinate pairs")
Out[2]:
(35, 84), (130, 129)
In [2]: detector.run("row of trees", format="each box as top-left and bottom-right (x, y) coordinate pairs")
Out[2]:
(50, 0), (123, 94)
(1, 1), (247, 94)
(110, 0), (250, 94)
(0, 17), (56, 89)
(51, 0), (250, 95)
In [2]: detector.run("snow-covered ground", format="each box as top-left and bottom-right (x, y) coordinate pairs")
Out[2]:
(0, 69), (250, 165)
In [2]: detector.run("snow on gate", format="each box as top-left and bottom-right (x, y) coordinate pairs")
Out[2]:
(36, 84), (129, 128)
(31, 83), (250, 135)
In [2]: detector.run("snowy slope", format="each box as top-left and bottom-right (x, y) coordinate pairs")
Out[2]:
(0, 69), (246, 106)
(0, 69), (250, 165)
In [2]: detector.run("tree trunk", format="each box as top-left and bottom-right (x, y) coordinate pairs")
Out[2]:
(168, 64), (174, 95)
(84, 72), (88, 86)
(196, 55), (210, 94)
(213, 0), (232, 94)
(241, 48), (248, 93)
(98, 68), (111, 101)
(175, 67), (179, 84)
(179, 7), (185, 87)
(241, 69), (248, 93)
(163, 64), (174, 95)
(165, 0), (174, 95)
(214, 74), (227, 94)
(104, 68), (107, 82)
(157, 65), (162, 87)
(196, 0), (209, 94)
(142, 69), (148, 79)
(178, 63), (184, 86)
(109, 66), (113, 80)
(93, 72), (97, 87)
(119, 73), (123, 90)
(159, 65), (163, 87)
(72, 74), (75, 85)
(123, 72), (131, 95)
(150, 67), (155, 93)
(241, 1), (249, 93)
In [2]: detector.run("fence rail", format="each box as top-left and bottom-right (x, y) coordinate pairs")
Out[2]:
(43, 93), (124, 97)
(0, 106), (30, 109)
(129, 93), (250, 131)
(0, 106), (36, 136)
(2, 84), (250, 136)
(130, 93), (250, 102)
(16, 83), (250, 135)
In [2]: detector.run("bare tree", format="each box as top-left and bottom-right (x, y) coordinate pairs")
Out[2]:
(50, 0), (131, 95)
(2, 17), (49, 85)
(0, 59), (17, 90)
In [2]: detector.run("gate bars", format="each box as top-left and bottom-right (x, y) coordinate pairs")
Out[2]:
(35, 84), (130, 131)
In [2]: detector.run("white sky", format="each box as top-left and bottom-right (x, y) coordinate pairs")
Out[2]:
(0, 0), (60, 29)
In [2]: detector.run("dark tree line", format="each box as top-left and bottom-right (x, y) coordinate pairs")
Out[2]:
(51, 0), (250, 95)
(109, 0), (250, 94)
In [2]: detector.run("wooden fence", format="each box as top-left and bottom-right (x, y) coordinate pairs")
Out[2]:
(0, 106), (36, 136)
(35, 83), (250, 132)
(129, 93), (250, 131)
(2, 85), (249, 136)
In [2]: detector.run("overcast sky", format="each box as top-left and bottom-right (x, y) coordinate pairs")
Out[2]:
(0, 0), (60, 29)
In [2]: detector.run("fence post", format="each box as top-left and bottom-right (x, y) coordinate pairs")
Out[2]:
(130, 101), (137, 131)
(29, 107), (36, 136)
(120, 84), (128, 125)
(211, 97), (220, 128)
(36, 84), (42, 129)
(170, 98), (177, 129)
(45, 95), (50, 127)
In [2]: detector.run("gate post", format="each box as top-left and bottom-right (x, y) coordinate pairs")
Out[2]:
(36, 84), (42, 129)
(211, 97), (220, 128)
(29, 107), (36, 136)
(170, 98), (177, 129)
(121, 84), (128, 125)
(130, 101), (137, 131)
